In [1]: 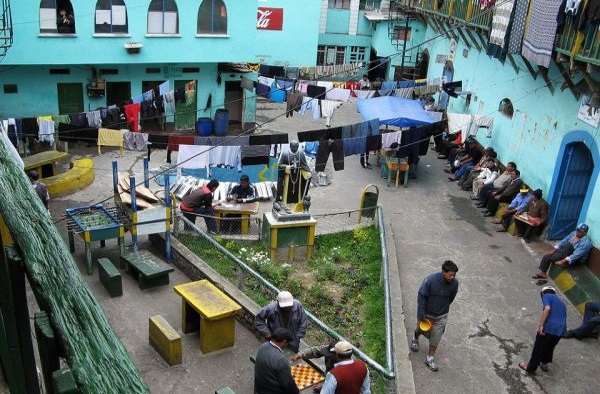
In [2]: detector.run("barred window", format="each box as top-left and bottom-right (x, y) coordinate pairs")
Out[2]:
(95, 0), (128, 34)
(349, 46), (367, 63)
(198, 0), (227, 35)
(147, 0), (178, 34)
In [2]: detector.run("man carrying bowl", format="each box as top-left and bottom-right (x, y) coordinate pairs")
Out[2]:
(410, 260), (460, 372)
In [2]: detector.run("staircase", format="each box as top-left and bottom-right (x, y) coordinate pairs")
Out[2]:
(0, 0), (13, 61)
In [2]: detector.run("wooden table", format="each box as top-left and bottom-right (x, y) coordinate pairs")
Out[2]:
(23, 150), (68, 178)
(214, 201), (259, 235)
(261, 212), (317, 260)
(173, 280), (242, 353)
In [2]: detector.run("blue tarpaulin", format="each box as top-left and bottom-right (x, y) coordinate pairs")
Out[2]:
(356, 96), (433, 128)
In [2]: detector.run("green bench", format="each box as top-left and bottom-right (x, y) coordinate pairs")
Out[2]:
(120, 252), (174, 290)
(98, 257), (122, 297)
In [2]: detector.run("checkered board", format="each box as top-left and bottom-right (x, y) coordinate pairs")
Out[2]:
(291, 362), (324, 390)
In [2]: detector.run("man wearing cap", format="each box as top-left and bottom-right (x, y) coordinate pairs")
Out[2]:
(255, 291), (308, 353)
(320, 341), (371, 394)
(519, 286), (566, 374)
(410, 260), (460, 372)
(514, 189), (549, 243)
(254, 327), (300, 394)
(291, 341), (336, 392)
(532, 223), (592, 280)
(492, 187), (532, 232)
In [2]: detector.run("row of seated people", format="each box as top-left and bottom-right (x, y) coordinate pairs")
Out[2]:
(437, 134), (548, 243)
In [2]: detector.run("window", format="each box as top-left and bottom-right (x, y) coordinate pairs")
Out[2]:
(39, 0), (75, 34)
(3, 84), (17, 94)
(393, 26), (411, 40)
(95, 0), (128, 34)
(49, 68), (70, 74)
(359, 0), (382, 10)
(197, 0), (227, 35)
(147, 0), (179, 34)
(317, 45), (346, 66)
(499, 98), (514, 119)
(328, 0), (351, 9)
(349, 46), (367, 63)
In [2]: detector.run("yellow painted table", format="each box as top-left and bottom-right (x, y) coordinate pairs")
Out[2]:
(173, 280), (242, 353)
(214, 201), (259, 235)
(22, 150), (68, 178)
(262, 212), (317, 260)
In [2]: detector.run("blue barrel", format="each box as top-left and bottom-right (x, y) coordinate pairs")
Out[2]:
(214, 109), (229, 136)
(196, 117), (213, 136)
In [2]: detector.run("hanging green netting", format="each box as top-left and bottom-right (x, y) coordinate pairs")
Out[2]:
(0, 139), (148, 394)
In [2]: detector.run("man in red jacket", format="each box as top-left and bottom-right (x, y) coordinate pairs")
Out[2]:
(180, 179), (219, 234)
(320, 341), (371, 394)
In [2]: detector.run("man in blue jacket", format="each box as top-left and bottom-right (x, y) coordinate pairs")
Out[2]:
(255, 291), (308, 353)
(532, 223), (592, 280)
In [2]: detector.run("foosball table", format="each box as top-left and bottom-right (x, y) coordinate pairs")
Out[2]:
(66, 204), (128, 275)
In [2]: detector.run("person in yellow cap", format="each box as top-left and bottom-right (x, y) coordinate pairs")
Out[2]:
(492, 187), (532, 232)
(320, 341), (371, 394)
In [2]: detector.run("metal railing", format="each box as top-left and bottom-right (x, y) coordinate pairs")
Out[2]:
(0, 0), (13, 60)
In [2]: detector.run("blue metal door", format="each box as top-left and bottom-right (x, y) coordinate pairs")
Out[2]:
(548, 142), (593, 239)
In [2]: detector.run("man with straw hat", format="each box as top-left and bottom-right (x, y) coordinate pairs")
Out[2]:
(410, 260), (460, 372)
(320, 340), (371, 394)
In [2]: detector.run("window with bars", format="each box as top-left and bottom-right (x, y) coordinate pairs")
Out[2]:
(147, 0), (179, 34)
(39, 0), (76, 34)
(328, 0), (351, 9)
(95, 0), (128, 34)
(197, 0), (227, 35)
(317, 45), (347, 66)
(349, 46), (367, 63)
(359, 0), (382, 10)
(393, 26), (411, 40)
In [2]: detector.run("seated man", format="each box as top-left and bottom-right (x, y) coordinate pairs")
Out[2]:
(223, 174), (257, 233)
(459, 149), (497, 190)
(514, 189), (549, 243)
(492, 187), (532, 232)
(564, 300), (600, 339)
(482, 169), (523, 217)
(447, 140), (484, 182)
(532, 223), (592, 280)
(475, 162), (516, 207)
(471, 165), (498, 200)
(179, 179), (220, 234)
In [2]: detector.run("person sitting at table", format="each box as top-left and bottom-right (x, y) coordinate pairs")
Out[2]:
(180, 179), (219, 234)
(514, 189), (549, 243)
(223, 174), (257, 233)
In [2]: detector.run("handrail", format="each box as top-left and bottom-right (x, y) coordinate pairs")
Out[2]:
(180, 207), (396, 378)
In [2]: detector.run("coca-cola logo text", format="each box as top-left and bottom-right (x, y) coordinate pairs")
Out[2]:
(257, 7), (283, 30)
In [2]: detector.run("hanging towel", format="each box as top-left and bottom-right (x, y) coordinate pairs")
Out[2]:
(521, 0), (563, 68)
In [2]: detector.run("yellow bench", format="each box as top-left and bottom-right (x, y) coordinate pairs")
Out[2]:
(23, 150), (68, 178)
(149, 315), (182, 366)
(173, 280), (242, 354)
(45, 158), (95, 198)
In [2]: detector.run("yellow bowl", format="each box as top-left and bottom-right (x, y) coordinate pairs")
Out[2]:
(419, 319), (432, 332)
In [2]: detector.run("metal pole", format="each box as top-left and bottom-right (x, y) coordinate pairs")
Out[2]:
(112, 161), (118, 195)
(143, 158), (149, 188)
(164, 176), (172, 263)
(378, 206), (395, 374)
(130, 176), (138, 253)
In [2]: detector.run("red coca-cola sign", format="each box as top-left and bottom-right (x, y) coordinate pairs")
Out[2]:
(257, 7), (283, 30)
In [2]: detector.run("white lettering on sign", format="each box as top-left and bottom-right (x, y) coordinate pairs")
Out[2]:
(257, 9), (272, 29)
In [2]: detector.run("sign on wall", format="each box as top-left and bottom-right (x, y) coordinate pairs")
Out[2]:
(257, 7), (283, 30)
(578, 94), (600, 128)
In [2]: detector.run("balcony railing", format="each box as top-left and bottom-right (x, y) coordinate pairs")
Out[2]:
(408, 0), (600, 66)
(0, 0), (12, 60)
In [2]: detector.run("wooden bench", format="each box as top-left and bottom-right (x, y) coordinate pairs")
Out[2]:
(385, 157), (409, 188)
(215, 387), (236, 394)
(120, 252), (174, 290)
(45, 158), (95, 198)
(98, 258), (122, 297)
(149, 315), (182, 366)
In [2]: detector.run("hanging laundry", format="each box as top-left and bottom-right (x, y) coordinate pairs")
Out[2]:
(521, 0), (563, 68)
(0, 122), (24, 168)
(249, 133), (289, 145)
(132, 94), (144, 104)
(315, 139), (345, 171)
(469, 115), (495, 138)
(269, 81), (286, 103)
(306, 85), (326, 99)
(321, 100), (344, 127)
(86, 110), (103, 129)
(38, 118), (55, 145)
(158, 81), (170, 95)
(177, 144), (211, 171)
(142, 90), (154, 101)
(209, 145), (242, 170)
(325, 88), (351, 102)
(286, 91), (304, 117)
(123, 103), (141, 132)
(487, 0), (515, 60)
(241, 145), (271, 165)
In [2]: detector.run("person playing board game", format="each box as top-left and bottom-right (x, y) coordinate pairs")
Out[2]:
(254, 328), (300, 394)
(320, 341), (371, 394)
(291, 341), (336, 392)
(255, 291), (308, 353)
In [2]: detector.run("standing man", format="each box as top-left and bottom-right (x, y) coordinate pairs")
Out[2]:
(180, 179), (219, 234)
(320, 341), (371, 394)
(532, 223), (592, 280)
(27, 170), (49, 211)
(410, 260), (460, 372)
(254, 327), (300, 394)
(519, 286), (566, 373)
(255, 291), (308, 353)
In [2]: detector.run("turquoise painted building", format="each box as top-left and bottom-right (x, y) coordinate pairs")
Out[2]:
(0, 0), (321, 129)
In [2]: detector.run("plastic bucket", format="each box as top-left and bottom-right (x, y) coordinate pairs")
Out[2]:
(196, 117), (213, 136)
(419, 319), (432, 332)
(214, 109), (229, 136)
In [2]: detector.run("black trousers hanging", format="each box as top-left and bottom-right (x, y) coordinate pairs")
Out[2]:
(315, 140), (344, 172)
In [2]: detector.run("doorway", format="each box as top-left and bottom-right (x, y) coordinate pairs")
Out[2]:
(106, 82), (131, 106)
(548, 141), (594, 239)
(224, 81), (242, 132)
(175, 80), (197, 131)
(57, 83), (83, 114)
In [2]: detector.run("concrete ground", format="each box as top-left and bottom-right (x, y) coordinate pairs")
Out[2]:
(3, 98), (599, 394)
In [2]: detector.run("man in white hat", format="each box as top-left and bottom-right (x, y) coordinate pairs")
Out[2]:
(320, 340), (370, 394)
(255, 291), (308, 353)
